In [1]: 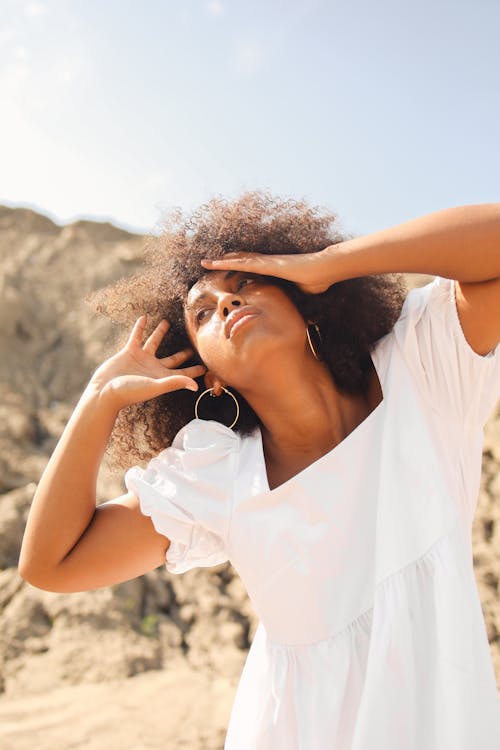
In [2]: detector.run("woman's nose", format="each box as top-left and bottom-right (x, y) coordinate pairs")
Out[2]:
(218, 293), (242, 318)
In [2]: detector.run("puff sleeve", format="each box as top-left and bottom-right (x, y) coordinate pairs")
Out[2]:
(393, 275), (500, 429)
(124, 419), (240, 574)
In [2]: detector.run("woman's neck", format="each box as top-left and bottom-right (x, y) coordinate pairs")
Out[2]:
(239, 358), (380, 465)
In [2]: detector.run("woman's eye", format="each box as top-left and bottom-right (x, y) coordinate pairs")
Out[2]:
(237, 277), (252, 290)
(195, 308), (211, 324)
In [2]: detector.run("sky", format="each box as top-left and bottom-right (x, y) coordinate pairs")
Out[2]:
(0, 0), (499, 238)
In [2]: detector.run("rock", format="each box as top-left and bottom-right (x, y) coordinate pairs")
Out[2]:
(0, 485), (37, 568)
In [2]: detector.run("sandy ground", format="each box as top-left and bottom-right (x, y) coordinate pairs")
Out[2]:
(0, 660), (244, 750)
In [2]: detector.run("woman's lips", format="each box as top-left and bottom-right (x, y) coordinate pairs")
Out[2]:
(225, 306), (261, 338)
(228, 311), (261, 338)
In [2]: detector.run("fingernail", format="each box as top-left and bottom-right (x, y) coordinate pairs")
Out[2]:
(187, 383), (198, 391)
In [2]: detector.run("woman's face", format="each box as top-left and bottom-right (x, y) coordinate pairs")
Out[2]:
(183, 270), (309, 390)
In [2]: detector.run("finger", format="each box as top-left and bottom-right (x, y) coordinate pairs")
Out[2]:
(143, 319), (170, 352)
(169, 364), (207, 378)
(200, 252), (270, 272)
(159, 347), (195, 367)
(128, 314), (147, 344)
(200, 252), (292, 281)
(155, 375), (200, 393)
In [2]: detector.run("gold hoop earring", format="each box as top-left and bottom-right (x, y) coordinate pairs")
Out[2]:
(306, 322), (323, 361)
(194, 386), (240, 429)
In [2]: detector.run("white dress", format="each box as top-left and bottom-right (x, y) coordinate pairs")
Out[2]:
(124, 276), (500, 749)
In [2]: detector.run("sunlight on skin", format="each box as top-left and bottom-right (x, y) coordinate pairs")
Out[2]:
(200, 250), (337, 295)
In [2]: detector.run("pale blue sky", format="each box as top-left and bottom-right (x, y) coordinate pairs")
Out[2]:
(1, 0), (499, 237)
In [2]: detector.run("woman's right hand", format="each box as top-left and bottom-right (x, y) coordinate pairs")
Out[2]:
(87, 315), (206, 411)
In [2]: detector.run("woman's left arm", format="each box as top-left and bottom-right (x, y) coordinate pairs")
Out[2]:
(324, 203), (500, 283)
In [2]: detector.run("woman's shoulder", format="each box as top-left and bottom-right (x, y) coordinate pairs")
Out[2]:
(169, 418), (264, 493)
(172, 417), (242, 453)
(371, 276), (445, 359)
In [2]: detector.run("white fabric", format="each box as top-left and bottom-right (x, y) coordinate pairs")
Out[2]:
(124, 276), (500, 749)
(125, 419), (238, 573)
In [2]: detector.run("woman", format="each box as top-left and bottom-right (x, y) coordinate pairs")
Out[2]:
(19, 192), (500, 748)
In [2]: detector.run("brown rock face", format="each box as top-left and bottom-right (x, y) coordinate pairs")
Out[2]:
(0, 208), (498, 749)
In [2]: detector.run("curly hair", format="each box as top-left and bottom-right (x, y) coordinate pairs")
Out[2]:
(85, 189), (407, 472)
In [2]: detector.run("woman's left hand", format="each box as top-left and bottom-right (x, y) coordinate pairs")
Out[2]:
(200, 248), (340, 295)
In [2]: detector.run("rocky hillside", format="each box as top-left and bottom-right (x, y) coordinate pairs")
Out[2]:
(0, 205), (498, 749)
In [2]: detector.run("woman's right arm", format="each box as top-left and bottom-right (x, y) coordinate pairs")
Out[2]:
(18, 315), (206, 593)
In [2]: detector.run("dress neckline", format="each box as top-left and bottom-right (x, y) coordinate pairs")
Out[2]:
(256, 347), (385, 493)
